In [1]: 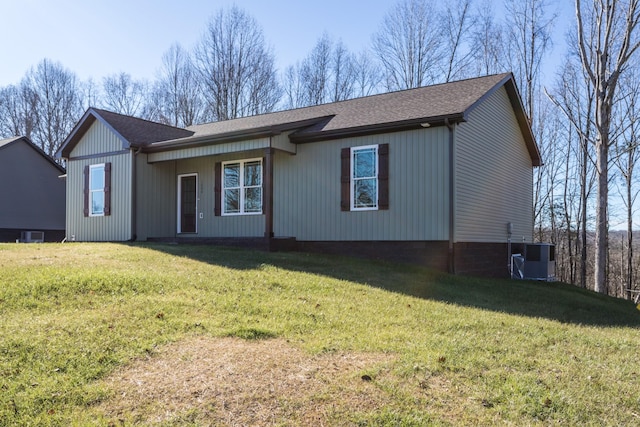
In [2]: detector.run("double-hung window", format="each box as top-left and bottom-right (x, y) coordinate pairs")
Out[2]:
(89, 164), (106, 216)
(341, 144), (389, 212)
(351, 145), (378, 210)
(222, 159), (262, 215)
(84, 162), (111, 217)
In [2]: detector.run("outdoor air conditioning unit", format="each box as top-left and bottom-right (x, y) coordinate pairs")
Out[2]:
(20, 231), (45, 243)
(511, 243), (556, 281)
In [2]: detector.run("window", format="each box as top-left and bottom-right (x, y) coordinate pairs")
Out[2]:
(351, 146), (378, 210)
(84, 162), (111, 217)
(341, 144), (389, 211)
(89, 164), (105, 216)
(222, 159), (262, 215)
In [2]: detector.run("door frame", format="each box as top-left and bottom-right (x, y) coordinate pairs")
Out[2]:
(177, 173), (198, 234)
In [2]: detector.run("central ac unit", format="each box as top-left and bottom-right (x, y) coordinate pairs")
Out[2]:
(511, 243), (555, 281)
(20, 231), (45, 243)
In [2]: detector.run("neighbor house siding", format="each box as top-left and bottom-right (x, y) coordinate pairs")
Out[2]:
(0, 141), (65, 231)
(455, 87), (534, 243)
(273, 128), (450, 241)
(66, 152), (132, 241)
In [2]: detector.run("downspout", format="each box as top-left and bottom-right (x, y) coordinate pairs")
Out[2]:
(130, 147), (141, 241)
(445, 118), (455, 274)
(264, 142), (275, 249)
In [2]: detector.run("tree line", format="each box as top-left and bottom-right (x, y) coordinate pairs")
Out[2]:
(2, 0), (640, 299)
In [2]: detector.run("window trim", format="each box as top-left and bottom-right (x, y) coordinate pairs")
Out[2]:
(221, 158), (263, 216)
(350, 145), (379, 211)
(89, 163), (106, 217)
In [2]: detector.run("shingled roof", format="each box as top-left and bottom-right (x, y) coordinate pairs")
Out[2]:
(57, 73), (540, 165)
(185, 73), (513, 139)
(57, 108), (194, 158)
(2, 136), (65, 173)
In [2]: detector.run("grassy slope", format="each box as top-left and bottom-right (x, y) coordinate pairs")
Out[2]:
(0, 242), (639, 425)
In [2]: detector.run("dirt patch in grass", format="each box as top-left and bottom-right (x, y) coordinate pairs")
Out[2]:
(98, 336), (395, 425)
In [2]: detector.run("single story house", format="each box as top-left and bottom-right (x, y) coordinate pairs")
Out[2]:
(56, 73), (541, 277)
(0, 136), (66, 242)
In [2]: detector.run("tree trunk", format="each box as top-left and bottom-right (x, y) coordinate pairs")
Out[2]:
(594, 138), (609, 294)
(580, 141), (588, 289)
(628, 177), (634, 300)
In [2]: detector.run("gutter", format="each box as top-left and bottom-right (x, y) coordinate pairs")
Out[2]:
(445, 118), (456, 274)
(290, 113), (466, 144)
(142, 116), (336, 154)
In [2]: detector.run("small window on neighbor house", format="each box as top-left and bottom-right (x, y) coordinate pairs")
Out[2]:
(222, 159), (262, 215)
(89, 164), (106, 216)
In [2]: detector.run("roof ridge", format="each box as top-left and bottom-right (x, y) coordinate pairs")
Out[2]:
(188, 73), (512, 130)
(90, 107), (192, 133)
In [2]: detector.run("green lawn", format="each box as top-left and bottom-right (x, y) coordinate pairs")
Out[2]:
(1, 242), (639, 425)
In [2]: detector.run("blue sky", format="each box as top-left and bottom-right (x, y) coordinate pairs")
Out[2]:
(1, 0), (392, 86)
(1, 0), (573, 87)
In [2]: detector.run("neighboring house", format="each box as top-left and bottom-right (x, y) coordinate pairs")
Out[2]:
(0, 136), (66, 242)
(56, 73), (541, 276)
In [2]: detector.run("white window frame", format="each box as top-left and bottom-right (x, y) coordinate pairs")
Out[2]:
(222, 158), (263, 216)
(351, 145), (379, 211)
(89, 163), (105, 217)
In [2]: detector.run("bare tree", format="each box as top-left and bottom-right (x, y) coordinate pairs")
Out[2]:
(352, 51), (382, 97)
(282, 64), (306, 109)
(101, 72), (149, 117)
(575, 0), (640, 294)
(547, 57), (597, 289)
(154, 44), (205, 127)
(300, 34), (333, 105)
(612, 73), (640, 298)
(331, 40), (357, 102)
(470, 0), (507, 75)
(504, 0), (555, 120)
(0, 83), (38, 139)
(372, 0), (444, 90)
(194, 6), (280, 121)
(441, 0), (477, 81)
(282, 34), (358, 108)
(22, 59), (84, 156)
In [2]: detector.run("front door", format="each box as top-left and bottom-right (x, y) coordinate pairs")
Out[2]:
(178, 174), (197, 234)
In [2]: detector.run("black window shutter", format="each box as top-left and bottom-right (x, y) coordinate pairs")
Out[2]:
(378, 144), (389, 210)
(214, 162), (221, 216)
(340, 147), (350, 211)
(83, 165), (90, 217)
(104, 162), (112, 216)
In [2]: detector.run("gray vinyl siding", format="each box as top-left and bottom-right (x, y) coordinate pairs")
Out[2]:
(135, 155), (176, 240)
(147, 138), (270, 163)
(70, 120), (126, 157)
(0, 140), (65, 230)
(271, 132), (296, 154)
(455, 87), (534, 243)
(65, 151), (132, 241)
(136, 152), (264, 239)
(273, 128), (449, 241)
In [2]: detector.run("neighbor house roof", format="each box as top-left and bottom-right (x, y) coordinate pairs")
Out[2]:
(56, 73), (541, 166)
(1, 136), (66, 173)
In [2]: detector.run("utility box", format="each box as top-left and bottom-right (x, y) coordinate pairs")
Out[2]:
(511, 243), (555, 281)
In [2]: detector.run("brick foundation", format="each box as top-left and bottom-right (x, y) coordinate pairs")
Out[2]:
(145, 236), (521, 278)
